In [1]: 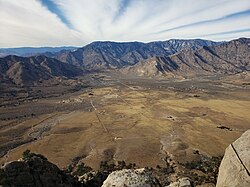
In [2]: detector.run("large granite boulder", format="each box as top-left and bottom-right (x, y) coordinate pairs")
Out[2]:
(101, 168), (160, 187)
(216, 130), (250, 187)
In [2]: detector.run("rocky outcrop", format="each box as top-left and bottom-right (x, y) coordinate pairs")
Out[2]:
(166, 177), (191, 187)
(0, 153), (80, 187)
(101, 168), (160, 187)
(216, 129), (250, 187)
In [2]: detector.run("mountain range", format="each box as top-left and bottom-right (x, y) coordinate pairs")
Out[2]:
(0, 38), (249, 85)
(50, 39), (219, 69)
(128, 38), (250, 77)
(0, 47), (77, 58)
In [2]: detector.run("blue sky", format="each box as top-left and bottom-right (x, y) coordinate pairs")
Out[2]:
(0, 0), (250, 47)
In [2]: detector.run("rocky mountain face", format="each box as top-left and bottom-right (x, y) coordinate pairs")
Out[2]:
(216, 129), (250, 187)
(52, 39), (219, 69)
(128, 38), (250, 77)
(124, 56), (179, 77)
(0, 55), (83, 85)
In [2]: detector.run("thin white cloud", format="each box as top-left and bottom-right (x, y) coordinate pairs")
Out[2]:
(0, 0), (250, 47)
(0, 0), (83, 47)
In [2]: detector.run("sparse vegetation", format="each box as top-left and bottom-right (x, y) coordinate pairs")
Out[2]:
(217, 125), (232, 131)
(182, 156), (222, 185)
(22, 149), (47, 161)
(74, 163), (92, 176)
(22, 149), (32, 161)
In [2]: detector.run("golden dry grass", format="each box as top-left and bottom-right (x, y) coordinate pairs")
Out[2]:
(1, 83), (249, 169)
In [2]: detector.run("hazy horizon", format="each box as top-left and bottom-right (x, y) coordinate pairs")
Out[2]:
(2, 37), (250, 49)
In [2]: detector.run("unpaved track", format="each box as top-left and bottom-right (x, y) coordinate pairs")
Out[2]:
(90, 98), (108, 133)
(28, 112), (76, 139)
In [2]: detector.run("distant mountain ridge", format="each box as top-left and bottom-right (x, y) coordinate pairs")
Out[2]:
(127, 38), (250, 77)
(0, 47), (78, 58)
(51, 39), (220, 69)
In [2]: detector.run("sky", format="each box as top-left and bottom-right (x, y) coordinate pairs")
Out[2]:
(0, 0), (250, 47)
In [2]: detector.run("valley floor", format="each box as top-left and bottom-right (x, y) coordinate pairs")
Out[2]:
(0, 72), (250, 171)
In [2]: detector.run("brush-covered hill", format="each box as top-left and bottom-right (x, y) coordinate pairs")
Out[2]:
(0, 55), (83, 85)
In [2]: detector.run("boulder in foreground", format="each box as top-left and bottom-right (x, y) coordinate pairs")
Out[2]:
(216, 129), (250, 187)
(101, 168), (160, 187)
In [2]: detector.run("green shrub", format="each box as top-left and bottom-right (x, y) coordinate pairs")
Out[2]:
(75, 163), (92, 175)
(22, 149), (31, 161)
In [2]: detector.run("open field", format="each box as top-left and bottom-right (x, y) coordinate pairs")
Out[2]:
(0, 73), (250, 170)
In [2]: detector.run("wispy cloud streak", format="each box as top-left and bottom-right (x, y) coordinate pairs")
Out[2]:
(0, 0), (249, 47)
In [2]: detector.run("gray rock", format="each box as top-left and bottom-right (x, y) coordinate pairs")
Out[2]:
(216, 129), (250, 187)
(78, 171), (97, 183)
(101, 168), (160, 187)
(179, 177), (191, 187)
(166, 177), (191, 187)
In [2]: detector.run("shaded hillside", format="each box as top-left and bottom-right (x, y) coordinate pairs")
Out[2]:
(127, 38), (250, 77)
(0, 151), (80, 187)
(125, 56), (179, 77)
(53, 39), (219, 69)
(0, 55), (83, 85)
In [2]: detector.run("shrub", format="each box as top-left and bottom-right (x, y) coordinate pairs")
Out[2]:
(22, 150), (47, 161)
(75, 163), (92, 175)
(22, 149), (31, 161)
